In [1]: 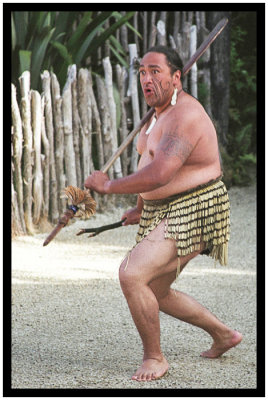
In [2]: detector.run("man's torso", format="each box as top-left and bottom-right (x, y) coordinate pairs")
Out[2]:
(137, 93), (222, 200)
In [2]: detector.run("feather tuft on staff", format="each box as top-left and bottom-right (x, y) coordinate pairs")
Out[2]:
(43, 186), (96, 246)
(63, 186), (97, 219)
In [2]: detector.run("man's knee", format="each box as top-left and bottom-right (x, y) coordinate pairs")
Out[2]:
(119, 253), (137, 294)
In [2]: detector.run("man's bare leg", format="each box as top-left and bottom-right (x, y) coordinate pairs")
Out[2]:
(119, 220), (203, 381)
(150, 269), (243, 359)
(119, 275), (169, 381)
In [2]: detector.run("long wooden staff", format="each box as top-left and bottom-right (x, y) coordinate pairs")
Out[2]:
(43, 18), (228, 246)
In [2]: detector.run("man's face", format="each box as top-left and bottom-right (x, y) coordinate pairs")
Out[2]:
(139, 52), (174, 108)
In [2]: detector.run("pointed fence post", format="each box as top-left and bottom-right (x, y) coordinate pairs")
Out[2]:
(31, 90), (43, 224)
(41, 70), (59, 223)
(103, 56), (123, 178)
(190, 24), (198, 98)
(11, 83), (26, 233)
(128, 44), (141, 173)
(19, 71), (34, 234)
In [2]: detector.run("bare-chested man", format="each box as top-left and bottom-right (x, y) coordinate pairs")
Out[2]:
(84, 46), (242, 382)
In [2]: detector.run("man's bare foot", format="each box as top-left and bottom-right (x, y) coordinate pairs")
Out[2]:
(131, 357), (169, 381)
(200, 330), (243, 358)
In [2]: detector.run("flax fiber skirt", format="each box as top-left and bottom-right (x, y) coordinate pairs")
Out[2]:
(136, 178), (230, 275)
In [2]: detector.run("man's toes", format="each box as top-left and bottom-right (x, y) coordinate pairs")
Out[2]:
(136, 372), (152, 381)
(146, 373), (153, 381)
(139, 373), (147, 381)
(201, 349), (218, 358)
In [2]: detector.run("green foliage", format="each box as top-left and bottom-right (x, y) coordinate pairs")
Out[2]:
(197, 81), (209, 108)
(228, 12), (256, 186)
(18, 50), (32, 73)
(11, 11), (136, 90)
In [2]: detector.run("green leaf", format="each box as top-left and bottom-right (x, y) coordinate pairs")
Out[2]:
(56, 60), (71, 88)
(109, 34), (126, 55)
(87, 11), (135, 58)
(26, 12), (44, 44)
(239, 153), (256, 164)
(235, 123), (252, 144)
(35, 12), (50, 34)
(74, 12), (114, 64)
(53, 32), (66, 42)
(112, 11), (142, 39)
(229, 107), (241, 124)
(52, 11), (73, 42)
(45, 12), (52, 27)
(31, 27), (56, 89)
(67, 11), (92, 51)
(83, 11), (114, 35)
(109, 44), (128, 68)
(11, 13), (16, 51)
(50, 41), (73, 65)
(13, 12), (28, 48)
(19, 50), (32, 75)
(244, 103), (256, 115)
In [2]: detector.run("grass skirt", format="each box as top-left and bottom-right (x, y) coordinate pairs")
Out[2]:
(136, 178), (230, 274)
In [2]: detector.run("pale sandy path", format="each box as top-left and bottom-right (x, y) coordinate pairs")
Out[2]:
(11, 184), (256, 389)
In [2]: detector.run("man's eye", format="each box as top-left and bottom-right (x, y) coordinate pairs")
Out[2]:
(139, 70), (145, 76)
(152, 70), (159, 74)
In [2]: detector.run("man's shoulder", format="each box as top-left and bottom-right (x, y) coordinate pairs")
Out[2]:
(179, 93), (205, 114)
(160, 97), (214, 144)
(165, 98), (206, 129)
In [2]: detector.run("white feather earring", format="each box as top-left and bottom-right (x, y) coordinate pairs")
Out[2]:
(171, 88), (178, 106)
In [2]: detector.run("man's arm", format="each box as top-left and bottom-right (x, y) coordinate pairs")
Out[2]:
(85, 122), (199, 195)
(121, 195), (143, 226)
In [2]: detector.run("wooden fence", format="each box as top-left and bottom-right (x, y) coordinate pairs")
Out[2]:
(11, 14), (211, 236)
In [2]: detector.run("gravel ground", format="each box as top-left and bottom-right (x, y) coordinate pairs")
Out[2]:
(11, 184), (256, 390)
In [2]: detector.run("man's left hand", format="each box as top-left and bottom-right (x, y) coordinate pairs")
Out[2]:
(84, 171), (110, 194)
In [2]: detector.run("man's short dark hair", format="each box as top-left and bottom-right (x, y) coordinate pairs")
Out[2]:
(145, 46), (183, 74)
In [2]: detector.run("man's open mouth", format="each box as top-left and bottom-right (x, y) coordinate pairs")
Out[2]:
(144, 87), (154, 96)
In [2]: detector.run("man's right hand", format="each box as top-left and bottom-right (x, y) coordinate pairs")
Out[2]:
(121, 207), (142, 226)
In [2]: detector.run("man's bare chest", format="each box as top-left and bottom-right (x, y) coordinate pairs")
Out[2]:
(137, 128), (162, 156)
(137, 128), (209, 168)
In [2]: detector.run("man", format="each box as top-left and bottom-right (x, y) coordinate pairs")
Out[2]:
(84, 46), (242, 382)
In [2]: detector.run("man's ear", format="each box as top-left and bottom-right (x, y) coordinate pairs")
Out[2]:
(173, 70), (181, 83)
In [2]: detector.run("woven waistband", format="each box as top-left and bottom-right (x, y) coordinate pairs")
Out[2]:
(143, 175), (223, 206)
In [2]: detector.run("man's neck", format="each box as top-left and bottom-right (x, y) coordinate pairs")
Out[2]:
(155, 102), (172, 118)
(154, 87), (183, 117)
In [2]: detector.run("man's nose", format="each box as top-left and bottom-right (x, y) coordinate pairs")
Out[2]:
(141, 71), (152, 84)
